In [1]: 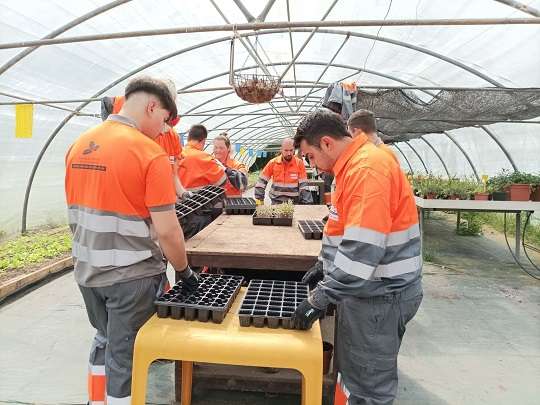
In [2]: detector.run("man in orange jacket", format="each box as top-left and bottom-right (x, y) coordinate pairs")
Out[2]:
(254, 138), (313, 204)
(293, 109), (423, 405)
(101, 91), (188, 198)
(347, 109), (399, 164)
(68, 76), (199, 405)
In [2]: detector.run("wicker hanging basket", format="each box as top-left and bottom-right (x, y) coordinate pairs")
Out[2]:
(233, 73), (281, 104)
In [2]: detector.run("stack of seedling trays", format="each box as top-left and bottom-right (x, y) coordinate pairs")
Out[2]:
(155, 274), (243, 323)
(238, 279), (309, 329)
(224, 197), (257, 215)
(297, 220), (325, 240)
(175, 185), (225, 222)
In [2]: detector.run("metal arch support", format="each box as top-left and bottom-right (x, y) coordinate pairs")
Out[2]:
(419, 136), (451, 178)
(443, 131), (480, 181)
(391, 143), (414, 174)
(0, 0), (132, 76)
(493, 0), (540, 17)
(20, 26), (506, 232)
(479, 125), (518, 171)
(404, 141), (430, 173)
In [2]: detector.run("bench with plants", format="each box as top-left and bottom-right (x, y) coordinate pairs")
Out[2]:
(252, 201), (294, 226)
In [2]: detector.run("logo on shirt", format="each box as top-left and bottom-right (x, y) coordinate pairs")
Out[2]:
(83, 141), (100, 155)
(329, 205), (339, 221)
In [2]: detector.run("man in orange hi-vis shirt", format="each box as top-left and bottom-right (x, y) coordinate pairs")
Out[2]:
(293, 109), (423, 405)
(67, 77), (199, 405)
(254, 138), (313, 204)
(347, 109), (399, 164)
(101, 90), (189, 198)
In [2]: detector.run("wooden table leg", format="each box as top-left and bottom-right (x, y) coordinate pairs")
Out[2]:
(181, 361), (194, 405)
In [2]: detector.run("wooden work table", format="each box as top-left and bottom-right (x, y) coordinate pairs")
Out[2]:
(185, 205), (329, 271)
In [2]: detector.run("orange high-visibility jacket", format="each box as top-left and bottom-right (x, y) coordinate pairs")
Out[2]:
(254, 155), (310, 204)
(222, 157), (247, 197)
(319, 134), (421, 299)
(177, 141), (226, 191)
(65, 115), (176, 288)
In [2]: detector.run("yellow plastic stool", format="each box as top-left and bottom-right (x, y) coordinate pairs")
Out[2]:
(131, 288), (323, 405)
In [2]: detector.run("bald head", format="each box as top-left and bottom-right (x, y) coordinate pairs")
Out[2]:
(281, 138), (295, 162)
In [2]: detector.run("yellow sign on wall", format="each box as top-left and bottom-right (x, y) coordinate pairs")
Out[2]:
(15, 104), (33, 138)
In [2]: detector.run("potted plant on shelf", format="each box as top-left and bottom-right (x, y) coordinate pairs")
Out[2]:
(474, 183), (490, 200)
(504, 171), (535, 201)
(487, 171), (509, 201)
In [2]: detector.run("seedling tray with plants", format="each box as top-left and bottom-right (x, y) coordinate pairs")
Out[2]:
(224, 197), (257, 215)
(252, 201), (294, 226)
(297, 220), (325, 240)
(238, 279), (309, 329)
(155, 274), (243, 323)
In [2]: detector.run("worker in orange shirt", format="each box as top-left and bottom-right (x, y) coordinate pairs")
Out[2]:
(347, 109), (399, 163)
(101, 90), (189, 198)
(254, 138), (313, 205)
(212, 132), (248, 197)
(67, 76), (199, 405)
(292, 109), (423, 405)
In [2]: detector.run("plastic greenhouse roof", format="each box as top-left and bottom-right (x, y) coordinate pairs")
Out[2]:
(0, 0), (539, 234)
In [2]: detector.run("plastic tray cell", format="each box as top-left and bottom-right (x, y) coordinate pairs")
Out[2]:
(224, 197), (257, 215)
(175, 185), (225, 222)
(297, 220), (325, 240)
(238, 279), (309, 329)
(155, 274), (243, 323)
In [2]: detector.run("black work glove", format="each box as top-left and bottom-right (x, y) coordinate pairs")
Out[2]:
(178, 266), (200, 293)
(301, 260), (324, 290)
(292, 298), (325, 330)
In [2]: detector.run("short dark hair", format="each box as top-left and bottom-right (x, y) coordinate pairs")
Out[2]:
(295, 109), (351, 148)
(347, 109), (376, 134)
(124, 76), (177, 122)
(188, 124), (208, 141)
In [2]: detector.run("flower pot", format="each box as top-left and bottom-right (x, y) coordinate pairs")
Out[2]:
(506, 184), (531, 201)
(322, 341), (334, 375)
(474, 192), (490, 201)
(491, 191), (508, 201)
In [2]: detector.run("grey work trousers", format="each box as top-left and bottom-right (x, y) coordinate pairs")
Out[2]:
(336, 280), (423, 405)
(79, 273), (166, 403)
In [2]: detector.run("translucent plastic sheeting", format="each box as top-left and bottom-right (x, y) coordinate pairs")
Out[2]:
(0, 0), (539, 234)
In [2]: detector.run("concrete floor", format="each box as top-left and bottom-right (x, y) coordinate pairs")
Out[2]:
(0, 213), (539, 404)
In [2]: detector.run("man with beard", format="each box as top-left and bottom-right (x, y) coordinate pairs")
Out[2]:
(254, 138), (313, 205)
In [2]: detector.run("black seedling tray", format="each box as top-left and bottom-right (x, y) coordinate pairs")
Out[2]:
(252, 213), (293, 226)
(298, 220), (324, 240)
(224, 197), (257, 215)
(155, 274), (243, 323)
(238, 279), (309, 329)
(175, 186), (225, 221)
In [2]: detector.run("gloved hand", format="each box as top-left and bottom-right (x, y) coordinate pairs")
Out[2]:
(292, 298), (325, 330)
(181, 190), (195, 200)
(301, 260), (324, 290)
(178, 265), (200, 293)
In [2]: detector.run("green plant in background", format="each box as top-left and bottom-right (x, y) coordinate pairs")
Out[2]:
(487, 170), (540, 192)
(0, 227), (72, 272)
(457, 212), (483, 236)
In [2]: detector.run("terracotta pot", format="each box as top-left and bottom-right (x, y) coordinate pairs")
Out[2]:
(506, 184), (531, 201)
(322, 341), (334, 375)
(474, 192), (490, 201)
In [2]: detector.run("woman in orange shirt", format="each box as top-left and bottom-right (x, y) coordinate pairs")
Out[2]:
(213, 133), (248, 197)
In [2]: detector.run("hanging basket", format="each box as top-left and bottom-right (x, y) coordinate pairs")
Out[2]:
(233, 73), (281, 104)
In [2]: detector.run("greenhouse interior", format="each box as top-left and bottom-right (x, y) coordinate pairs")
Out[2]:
(0, 1), (539, 404)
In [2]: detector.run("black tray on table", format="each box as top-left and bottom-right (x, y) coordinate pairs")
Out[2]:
(175, 186), (225, 220)
(238, 279), (309, 329)
(252, 213), (293, 226)
(155, 274), (243, 323)
(224, 197), (257, 215)
(297, 220), (324, 240)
